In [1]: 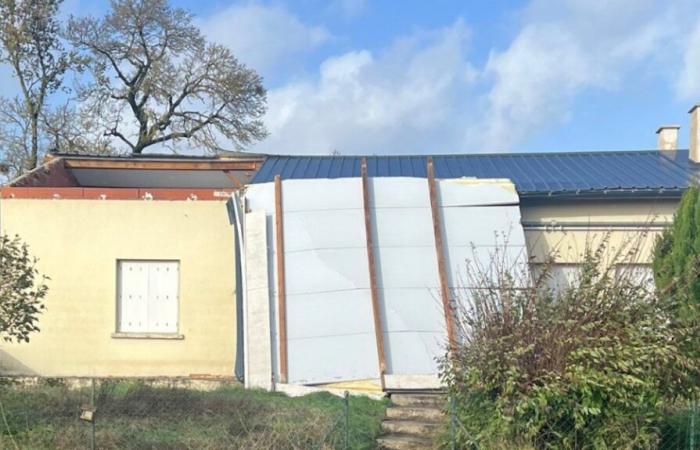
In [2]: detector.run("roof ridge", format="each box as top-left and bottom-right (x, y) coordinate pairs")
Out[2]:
(259, 149), (684, 159)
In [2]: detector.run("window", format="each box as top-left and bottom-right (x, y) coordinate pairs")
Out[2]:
(117, 260), (179, 334)
(531, 263), (581, 292)
(614, 264), (655, 291)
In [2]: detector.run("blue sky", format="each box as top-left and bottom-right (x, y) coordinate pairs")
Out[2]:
(5, 0), (700, 155)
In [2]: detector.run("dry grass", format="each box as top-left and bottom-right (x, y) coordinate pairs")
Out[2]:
(0, 379), (386, 449)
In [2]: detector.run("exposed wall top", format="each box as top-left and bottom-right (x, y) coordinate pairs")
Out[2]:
(8, 153), (264, 189)
(252, 151), (700, 198)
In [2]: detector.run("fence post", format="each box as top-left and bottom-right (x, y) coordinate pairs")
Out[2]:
(343, 391), (349, 450)
(90, 378), (96, 450)
(450, 395), (456, 450)
(690, 397), (697, 450)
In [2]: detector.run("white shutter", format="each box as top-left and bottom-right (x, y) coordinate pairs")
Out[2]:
(147, 261), (179, 333)
(118, 260), (179, 333)
(118, 261), (149, 332)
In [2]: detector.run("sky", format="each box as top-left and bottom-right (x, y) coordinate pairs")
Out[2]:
(4, 0), (700, 156)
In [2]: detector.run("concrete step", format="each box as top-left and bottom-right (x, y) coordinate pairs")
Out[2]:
(381, 419), (442, 436)
(386, 405), (444, 422)
(376, 433), (434, 450)
(390, 393), (445, 408)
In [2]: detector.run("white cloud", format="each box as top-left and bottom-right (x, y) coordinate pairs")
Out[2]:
(199, 3), (329, 73)
(21, 0), (700, 156)
(328, 0), (367, 20)
(475, 0), (680, 150)
(252, 0), (700, 155)
(677, 21), (700, 100)
(256, 20), (477, 154)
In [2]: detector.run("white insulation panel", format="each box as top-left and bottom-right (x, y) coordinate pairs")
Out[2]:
(246, 179), (379, 385)
(243, 176), (527, 387)
(370, 178), (435, 376)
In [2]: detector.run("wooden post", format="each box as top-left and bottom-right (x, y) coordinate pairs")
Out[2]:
(426, 157), (457, 352)
(274, 175), (288, 383)
(361, 158), (387, 390)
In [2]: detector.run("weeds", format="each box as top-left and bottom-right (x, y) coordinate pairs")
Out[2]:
(0, 380), (386, 449)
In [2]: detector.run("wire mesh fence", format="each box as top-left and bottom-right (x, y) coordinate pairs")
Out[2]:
(446, 395), (700, 450)
(0, 378), (364, 450)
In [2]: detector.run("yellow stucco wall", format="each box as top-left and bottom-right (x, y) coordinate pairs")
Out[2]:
(0, 198), (237, 377)
(521, 198), (679, 264)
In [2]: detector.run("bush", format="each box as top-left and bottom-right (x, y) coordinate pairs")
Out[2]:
(0, 234), (48, 342)
(653, 186), (700, 310)
(441, 235), (700, 449)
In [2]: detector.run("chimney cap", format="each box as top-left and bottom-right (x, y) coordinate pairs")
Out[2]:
(656, 125), (681, 133)
(689, 104), (700, 114)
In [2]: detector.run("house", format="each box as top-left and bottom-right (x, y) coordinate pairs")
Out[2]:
(0, 153), (263, 378)
(1, 106), (699, 392)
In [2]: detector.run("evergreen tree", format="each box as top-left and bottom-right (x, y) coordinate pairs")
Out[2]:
(653, 186), (700, 312)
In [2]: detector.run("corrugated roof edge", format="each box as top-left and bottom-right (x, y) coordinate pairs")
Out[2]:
(255, 148), (671, 158)
(251, 150), (700, 199)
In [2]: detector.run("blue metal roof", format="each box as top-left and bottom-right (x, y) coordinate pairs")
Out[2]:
(251, 150), (700, 197)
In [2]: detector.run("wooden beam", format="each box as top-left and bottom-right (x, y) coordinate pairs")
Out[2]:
(63, 158), (261, 171)
(426, 157), (457, 353)
(274, 175), (289, 384)
(223, 170), (243, 188)
(360, 158), (387, 390)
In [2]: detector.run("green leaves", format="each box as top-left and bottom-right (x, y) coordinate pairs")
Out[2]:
(654, 186), (700, 313)
(443, 235), (700, 449)
(0, 233), (48, 343)
(0, 0), (85, 173)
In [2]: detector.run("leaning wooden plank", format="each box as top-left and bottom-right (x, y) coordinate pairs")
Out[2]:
(361, 158), (387, 390)
(274, 175), (289, 383)
(426, 157), (457, 353)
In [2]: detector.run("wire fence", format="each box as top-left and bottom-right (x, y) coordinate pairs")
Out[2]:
(0, 378), (359, 450)
(446, 395), (700, 450)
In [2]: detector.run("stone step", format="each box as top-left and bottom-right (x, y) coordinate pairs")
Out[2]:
(390, 393), (446, 408)
(381, 419), (443, 436)
(386, 405), (444, 422)
(376, 433), (434, 450)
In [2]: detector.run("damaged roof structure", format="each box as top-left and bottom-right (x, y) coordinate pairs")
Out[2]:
(1, 108), (699, 395)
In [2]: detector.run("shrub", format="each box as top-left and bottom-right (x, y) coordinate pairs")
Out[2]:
(653, 186), (700, 310)
(0, 234), (48, 343)
(441, 235), (700, 449)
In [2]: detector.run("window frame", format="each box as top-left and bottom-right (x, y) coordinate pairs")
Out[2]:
(614, 263), (655, 291)
(530, 262), (582, 291)
(114, 259), (183, 339)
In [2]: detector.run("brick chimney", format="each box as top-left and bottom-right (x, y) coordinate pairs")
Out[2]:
(656, 125), (680, 150)
(690, 104), (700, 163)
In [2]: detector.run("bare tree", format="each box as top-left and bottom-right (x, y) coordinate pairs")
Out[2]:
(0, 99), (111, 179)
(0, 98), (32, 177)
(42, 103), (114, 155)
(67, 0), (268, 155)
(0, 0), (78, 172)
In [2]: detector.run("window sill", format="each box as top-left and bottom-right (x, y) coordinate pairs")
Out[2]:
(111, 332), (184, 340)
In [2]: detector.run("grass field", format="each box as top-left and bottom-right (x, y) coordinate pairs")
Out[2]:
(0, 379), (387, 449)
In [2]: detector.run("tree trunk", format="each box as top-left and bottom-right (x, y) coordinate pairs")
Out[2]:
(28, 112), (39, 171)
